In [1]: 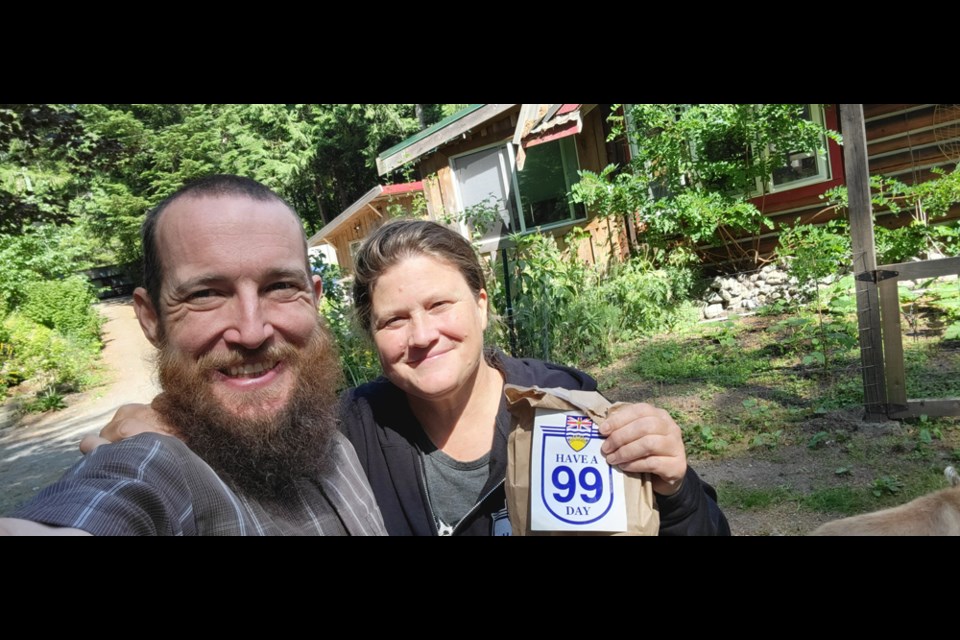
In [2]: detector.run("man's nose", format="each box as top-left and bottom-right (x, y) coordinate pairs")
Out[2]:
(223, 294), (275, 349)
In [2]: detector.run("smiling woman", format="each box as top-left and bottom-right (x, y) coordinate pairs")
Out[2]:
(341, 219), (731, 536)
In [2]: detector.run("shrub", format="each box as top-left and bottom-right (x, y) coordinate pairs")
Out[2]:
(488, 229), (697, 367)
(19, 275), (103, 344)
(311, 253), (381, 389)
(2, 313), (101, 392)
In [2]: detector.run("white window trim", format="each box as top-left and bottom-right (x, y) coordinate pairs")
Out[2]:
(761, 103), (831, 195)
(348, 239), (363, 262)
(623, 103), (831, 199)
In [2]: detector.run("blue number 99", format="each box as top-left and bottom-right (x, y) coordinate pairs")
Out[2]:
(551, 466), (576, 503)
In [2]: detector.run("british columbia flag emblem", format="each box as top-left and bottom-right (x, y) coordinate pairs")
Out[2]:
(564, 415), (594, 452)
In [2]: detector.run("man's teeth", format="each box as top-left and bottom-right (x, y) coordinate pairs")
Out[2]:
(225, 361), (277, 377)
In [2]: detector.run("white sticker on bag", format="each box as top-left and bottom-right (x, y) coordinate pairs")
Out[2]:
(530, 408), (628, 532)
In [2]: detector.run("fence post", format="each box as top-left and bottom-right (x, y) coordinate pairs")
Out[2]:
(840, 104), (888, 419)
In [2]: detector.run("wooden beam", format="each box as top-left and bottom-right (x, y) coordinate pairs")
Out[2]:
(888, 398), (960, 420)
(876, 256), (960, 281)
(878, 277), (907, 406)
(841, 104), (888, 418)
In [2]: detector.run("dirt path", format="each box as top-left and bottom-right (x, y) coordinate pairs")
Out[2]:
(0, 297), (161, 514)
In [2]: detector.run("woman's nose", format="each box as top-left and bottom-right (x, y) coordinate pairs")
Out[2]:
(407, 313), (438, 347)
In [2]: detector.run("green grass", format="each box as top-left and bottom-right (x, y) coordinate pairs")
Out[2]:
(629, 338), (764, 386)
(717, 465), (954, 518)
(801, 466), (952, 517)
(716, 484), (796, 510)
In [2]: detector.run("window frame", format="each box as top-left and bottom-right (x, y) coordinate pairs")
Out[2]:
(449, 137), (587, 246)
(759, 104), (832, 195)
(622, 103), (836, 199)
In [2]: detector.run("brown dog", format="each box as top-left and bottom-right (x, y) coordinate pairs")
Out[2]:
(810, 466), (960, 536)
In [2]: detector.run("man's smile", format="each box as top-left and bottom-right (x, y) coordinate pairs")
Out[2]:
(220, 360), (280, 378)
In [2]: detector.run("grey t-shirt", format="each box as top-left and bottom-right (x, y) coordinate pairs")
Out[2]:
(419, 439), (490, 536)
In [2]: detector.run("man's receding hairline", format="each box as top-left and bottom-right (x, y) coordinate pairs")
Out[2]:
(155, 192), (304, 241)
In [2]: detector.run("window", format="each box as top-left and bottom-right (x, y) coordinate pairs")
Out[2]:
(515, 136), (585, 229)
(623, 103), (832, 199)
(451, 137), (585, 250)
(766, 104), (831, 192)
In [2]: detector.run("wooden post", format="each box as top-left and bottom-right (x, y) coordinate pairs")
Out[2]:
(840, 104), (888, 419)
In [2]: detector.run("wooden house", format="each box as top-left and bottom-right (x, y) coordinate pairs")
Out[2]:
(307, 181), (424, 274)
(375, 104), (960, 273)
(376, 104), (626, 264)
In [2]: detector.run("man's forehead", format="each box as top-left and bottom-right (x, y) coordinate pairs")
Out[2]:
(156, 194), (309, 271)
(160, 193), (299, 227)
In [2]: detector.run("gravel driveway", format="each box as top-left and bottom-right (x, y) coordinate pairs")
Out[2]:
(0, 297), (161, 515)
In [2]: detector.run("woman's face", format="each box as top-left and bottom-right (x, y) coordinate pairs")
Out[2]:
(370, 254), (488, 403)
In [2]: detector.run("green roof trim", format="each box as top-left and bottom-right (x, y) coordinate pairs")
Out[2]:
(378, 104), (485, 160)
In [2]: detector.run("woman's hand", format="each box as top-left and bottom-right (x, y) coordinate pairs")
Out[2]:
(599, 402), (688, 496)
(79, 399), (174, 454)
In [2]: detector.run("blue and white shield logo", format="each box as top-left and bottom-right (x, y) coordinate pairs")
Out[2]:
(537, 417), (616, 527)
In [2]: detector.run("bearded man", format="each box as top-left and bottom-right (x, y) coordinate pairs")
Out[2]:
(0, 175), (386, 536)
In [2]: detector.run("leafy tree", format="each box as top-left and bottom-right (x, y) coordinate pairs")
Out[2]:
(0, 104), (91, 233)
(572, 104), (840, 268)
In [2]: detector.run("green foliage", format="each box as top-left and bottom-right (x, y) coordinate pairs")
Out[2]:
(718, 484), (794, 510)
(0, 223), (97, 311)
(486, 228), (694, 366)
(491, 231), (619, 365)
(19, 276), (103, 343)
(1, 313), (101, 392)
(776, 218), (851, 284)
(0, 105), (90, 233)
(3, 103), (437, 276)
(801, 487), (870, 516)
(629, 337), (763, 386)
(437, 196), (503, 243)
(21, 388), (67, 413)
(871, 475), (904, 497)
(807, 430), (830, 449)
(683, 424), (729, 456)
(573, 104), (833, 266)
(821, 167), (960, 263)
(310, 253), (380, 390)
(600, 254), (696, 338)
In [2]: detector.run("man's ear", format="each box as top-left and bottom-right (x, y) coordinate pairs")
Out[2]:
(311, 274), (323, 305)
(133, 287), (162, 348)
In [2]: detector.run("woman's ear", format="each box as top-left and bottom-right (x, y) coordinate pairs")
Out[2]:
(477, 288), (489, 332)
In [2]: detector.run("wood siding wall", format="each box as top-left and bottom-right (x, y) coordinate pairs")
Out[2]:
(326, 193), (423, 274)
(415, 105), (620, 266)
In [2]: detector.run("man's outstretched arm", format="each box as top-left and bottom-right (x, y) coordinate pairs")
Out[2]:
(0, 518), (91, 536)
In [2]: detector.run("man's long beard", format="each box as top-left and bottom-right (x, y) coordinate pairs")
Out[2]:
(154, 322), (344, 503)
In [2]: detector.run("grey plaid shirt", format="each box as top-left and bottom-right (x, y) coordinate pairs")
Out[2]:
(10, 431), (386, 536)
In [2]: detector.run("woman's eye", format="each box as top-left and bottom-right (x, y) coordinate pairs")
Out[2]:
(381, 316), (407, 329)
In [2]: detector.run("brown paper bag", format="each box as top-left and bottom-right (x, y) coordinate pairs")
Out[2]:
(505, 384), (660, 536)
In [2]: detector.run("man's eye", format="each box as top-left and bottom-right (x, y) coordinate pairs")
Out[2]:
(188, 290), (216, 300)
(268, 282), (298, 292)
